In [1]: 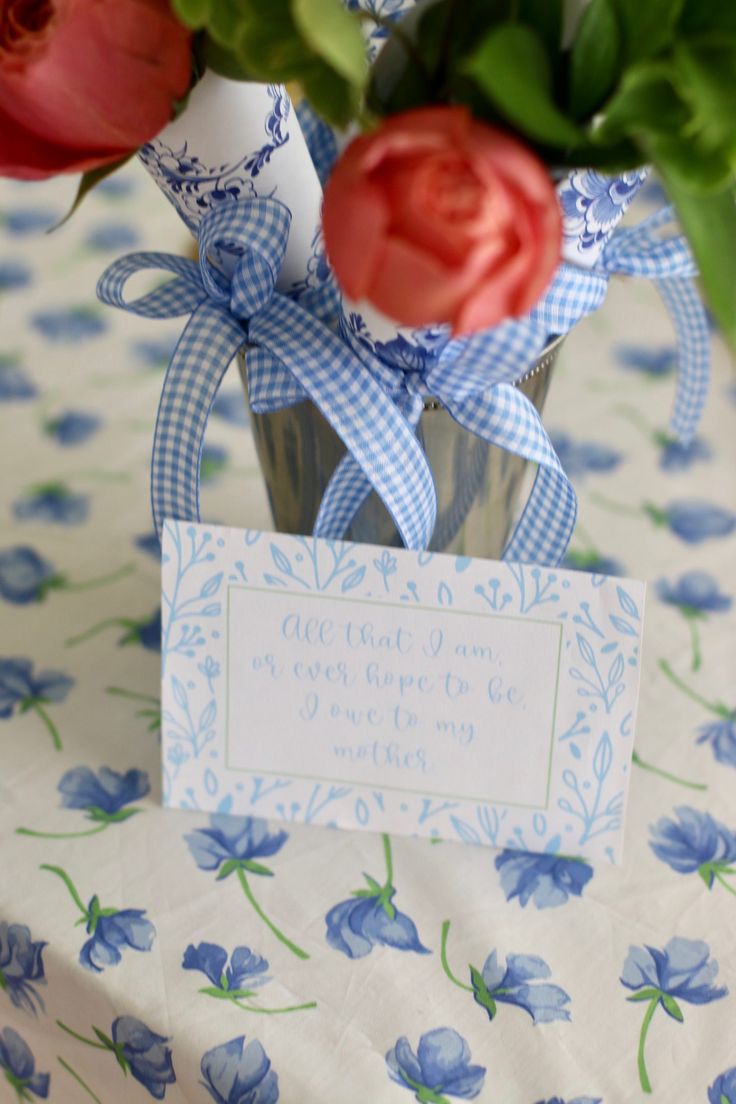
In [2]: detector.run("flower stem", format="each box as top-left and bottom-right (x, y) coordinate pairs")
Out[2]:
(235, 868), (309, 961)
(65, 564), (135, 592)
(233, 999), (317, 1014)
(439, 921), (473, 993)
(590, 492), (642, 518)
(714, 871), (736, 897)
(17, 823), (109, 840)
(382, 833), (393, 888)
(32, 702), (62, 751)
(637, 998), (658, 1093)
(658, 659), (727, 717)
(106, 686), (159, 704)
(41, 865), (89, 921)
(631, 750), (707, 791)
(57, 1057), (104, 1103)
(686, 617), (702, 673)
(56, 1022), (108, 1051)
(65, 619), (126, 647)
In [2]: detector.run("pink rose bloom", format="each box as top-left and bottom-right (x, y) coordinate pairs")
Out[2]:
(0, 0), (192, 179)
(322, 106), (562, 336)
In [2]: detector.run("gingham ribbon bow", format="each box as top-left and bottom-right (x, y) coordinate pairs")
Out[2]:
(97, 198), (436, 549)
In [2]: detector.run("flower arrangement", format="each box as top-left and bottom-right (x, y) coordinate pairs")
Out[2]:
(1, 0), (730, 561)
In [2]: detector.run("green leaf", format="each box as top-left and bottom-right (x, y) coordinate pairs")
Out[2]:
(672, 40), (736, 164)
(171, 0), (215, 27)
(291, 0), (366, 86)
(661, 994), (684, 1021)
(465, 24), (584, 148)
(300, 59), (360, 129)
(626, 987), (663, 1002)
(698, 863), (716, 888)
(216, 859), (242, 880)
(659, 170), (736, 350)
(594, 63), (689, 143)
(518, 0), (564, 56)
(240, 859), (274, 877)
(362, 874), (382, 893)
(678, 0), (736, 37)
(611, 0), (686, 63)
(570, 0), (622, 119)
(92, 1028), (114, 1050)
(53, 157), (133, 230)
(469, 965), (497, 1019)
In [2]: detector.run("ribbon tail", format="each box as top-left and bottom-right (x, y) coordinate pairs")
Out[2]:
(151, 300), (245, 537)
(446, 384), (577, 566)
(653, 276), (710, 445)
(252, 297), (436, 549)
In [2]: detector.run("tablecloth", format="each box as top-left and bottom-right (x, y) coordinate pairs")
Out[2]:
(1, 166), (735, 1104)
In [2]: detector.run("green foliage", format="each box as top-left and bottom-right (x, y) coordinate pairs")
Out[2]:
(569, 0), (621, 119)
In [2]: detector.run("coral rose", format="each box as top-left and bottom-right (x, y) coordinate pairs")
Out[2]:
(322, 106), (561, 335)
(0, 0), (192, 180)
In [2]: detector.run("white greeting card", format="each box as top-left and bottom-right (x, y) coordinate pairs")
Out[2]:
(161, 522), (645, 863)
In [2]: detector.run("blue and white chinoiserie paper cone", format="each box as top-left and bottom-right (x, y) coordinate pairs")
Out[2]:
(138, 71), (323, 294)
(557, 169), (648, 269)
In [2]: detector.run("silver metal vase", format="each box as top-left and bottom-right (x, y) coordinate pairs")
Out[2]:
(239, 338), (563, 559)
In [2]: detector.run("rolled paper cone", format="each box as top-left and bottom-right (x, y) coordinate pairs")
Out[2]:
(138, 70), (323, 293)
(557, 169), (649, 269)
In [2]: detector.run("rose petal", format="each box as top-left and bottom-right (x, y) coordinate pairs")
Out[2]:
(323, 172), (389, 300)
(367, 236), (479, 328)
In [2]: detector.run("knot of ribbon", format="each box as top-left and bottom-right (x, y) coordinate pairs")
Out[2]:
(97, 197), (709, 567)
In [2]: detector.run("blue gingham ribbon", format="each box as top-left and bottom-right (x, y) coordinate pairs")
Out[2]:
(97, 198), (708, 565)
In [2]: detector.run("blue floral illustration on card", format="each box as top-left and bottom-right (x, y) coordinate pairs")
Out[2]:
(649, 807), (736, 895)
(30, 306), (106, 343)
(57, 1015), (175, 1099)
(201, 1035), (279, 1104)
(17, 765), (149, 839)
(0, 355), (36, 401)
(326, 834), (429, 959)
(0, 923), (47, 1015)
(41, 864), (155, 972)
(709, 1067), (736, 1104)
(386, 1027), (485, 1102)
(441, 922), (570, 1025)
(183, 941), (316, 1014)
(13, 484), (89, 525)
(0, 658), (73, 751)
(185, 815), (309, 960)
(43, 410), (101, 446)
(0, 1026), (49, 1101)
(621, 937), (727, 1092)
(495, 850), (593, 909)
(656, 571), (731, 670)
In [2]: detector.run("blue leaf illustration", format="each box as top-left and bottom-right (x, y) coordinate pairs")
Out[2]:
(609, 614), (637, 636)
(455, 556), (472, 573)
(263, 574), (286, 587)
(171, 676), (187, 710)
(607, 652), (624, 686)
(450, 815), (481, 845)
(438, 582), (453, 606)
(617, 585), (640, 620)
(576, 633), (596, 668)
(593, 733), (613, 781)
(199, 700), (217, 730)
(200, 572), (223, 598)
(201, 603), (221, 617)
(270, 544), (293, 577)
(341, 566), (366, 593)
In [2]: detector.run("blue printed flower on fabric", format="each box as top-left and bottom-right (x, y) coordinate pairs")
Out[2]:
(84, 222), (140, 252)
(471, 951), (571, 1024)
(44, 410), (101, 446)
(621, 937), (727, 1092)
(13, 484), (89, 526)
(650, 807), (736, 893)
(201, 1035), (278, 1104)
(183, 942), (270, 994)
(646, 500), (736, 544)
(135, 532), (161, 558)
(326, 834), (429, 959)
(495, 850), (594, 909)
(563, 550), (624, 577)
(657, 572), (732, 616)
(534, 1098), (601, 1104)
(31, 307), (106, 343)
(4, 207), (57, 235)
(549, 433), (621, 480)
(697, 718), (736, 767)
(0, 923), (47, 1014)
(0, 658), (73, 751)
(60, 766), (150, 818)
(0, 260), (31, 292)
(709, 1067), (736, 1104)
(0, 547), (58, 604)
(0, 1026), (49, 1101)
(386, 1028), (486, 1103)
(212, 388), (248, 426)
(185, 816), (308, 960)
(0, 356), (36, 401)
(68, 607), (161, 651)
(659, 436), (711, 472)
(614, 344), (676, 377)
(131, 336), (178, 369)
(200, 443), (228, 483)
(58, 1015), (175, 1099)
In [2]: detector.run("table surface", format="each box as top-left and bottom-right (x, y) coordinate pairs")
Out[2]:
(1, 165), (735, 1104)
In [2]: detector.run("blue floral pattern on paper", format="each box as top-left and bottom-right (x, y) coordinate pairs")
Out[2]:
(0, 923), (47, 1015)
(0, 1027), (49, 1100)
(201, 1035), (279, 1104)
(559, 170), (647, 255)
(386, 1027), (485, 1102)
(494, 850), (593, 909)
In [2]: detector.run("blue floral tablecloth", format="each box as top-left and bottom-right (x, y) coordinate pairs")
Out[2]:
(1, 167), (735, 1104)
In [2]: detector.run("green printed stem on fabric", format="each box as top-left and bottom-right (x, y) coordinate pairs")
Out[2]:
(235, 866), (310, 961)
(440, 921), (473, 993)
(65, 618), (137, 647)
(590, 492), (644, 518)
(18, 806), (141, 840)
(710, 870), (736, 897)
(632, 750), (707, 791)
(634, 995), (659, 1094)
(397, 1069), (451, 1104)
(41, 866), (88, 922)
(27, 702), (62, 751)
(60, 563), (135, 592)
(57, 1057), (104, 1104)
(659, 660), (734, 720)
(106, 687), (161, 734)
(56, 1022), (110, 1052)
